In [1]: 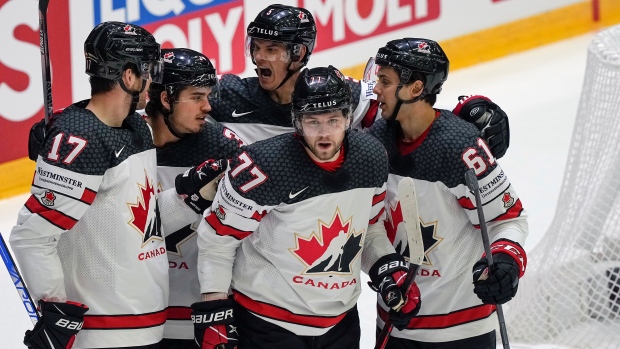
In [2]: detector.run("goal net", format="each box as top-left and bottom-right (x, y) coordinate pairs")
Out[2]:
(505, 25), (620, 348)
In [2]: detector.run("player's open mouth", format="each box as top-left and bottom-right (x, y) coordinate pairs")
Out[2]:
(258, 66), (272, 77)
(318, 142), (331, 149)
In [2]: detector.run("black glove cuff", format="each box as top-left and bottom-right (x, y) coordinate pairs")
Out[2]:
(369, 253), (408, 287)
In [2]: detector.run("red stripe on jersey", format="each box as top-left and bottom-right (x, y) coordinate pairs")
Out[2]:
(83, 309), (168, 329)
(372, 191), (387, 206)
(233, 290), (347, 328)
(362, 100), (380, 129)
(457, 196), (475, 210)
(369, 207), (385, 225)
(378, 303), (495, 329)
(25, 195), (78, 230)
(167, 306), (191, 321)
(205, 213), (252, 240)
(80, 188), (97, 204)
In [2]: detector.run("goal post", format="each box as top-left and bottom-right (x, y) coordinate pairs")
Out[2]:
(505, 25), (620, 347)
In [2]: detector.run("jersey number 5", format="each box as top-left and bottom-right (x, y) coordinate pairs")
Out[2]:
(230, 152), (267, 192)
(462, 138), (495, 175)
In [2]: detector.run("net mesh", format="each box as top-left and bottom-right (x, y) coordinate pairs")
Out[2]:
(505, 25), (620, 349)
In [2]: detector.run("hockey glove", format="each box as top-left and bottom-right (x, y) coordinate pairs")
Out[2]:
(369, 253), (421, 330)
(452, 95), (510, 159)
(175, 159), (229, 214)
(24, 300), (89, 349)
(472, 239), (527, 305)
(191, 299), (238, 349)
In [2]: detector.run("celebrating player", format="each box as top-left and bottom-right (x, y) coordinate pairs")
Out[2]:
(367, 38), (528, 348)
(9, 22), (223, 349)
(143, 47), (243, 348)
(192, 66), (420, 349)
(208, 4), (510, 160)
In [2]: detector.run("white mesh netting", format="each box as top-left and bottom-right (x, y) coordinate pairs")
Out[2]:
(505, 25), (620, 349)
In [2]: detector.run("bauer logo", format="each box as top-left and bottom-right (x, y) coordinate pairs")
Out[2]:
(93, 0), (246, 75)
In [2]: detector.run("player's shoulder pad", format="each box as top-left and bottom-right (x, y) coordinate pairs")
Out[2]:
(42, 102), (113, 175)
(347, 130), (389, 184)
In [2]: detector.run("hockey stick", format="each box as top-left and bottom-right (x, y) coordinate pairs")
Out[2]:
(0, 232), (39, 325)
(464, 169), (510, 349)
(375, 177), (424, 349)
(39, 0), (53, 128)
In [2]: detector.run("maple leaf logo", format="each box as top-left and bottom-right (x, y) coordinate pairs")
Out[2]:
(128, 172), (162, 246)
(40, 190), (56, 207)
(385, 198), (442, 266)
(502, 192), (515, 208)
(289, 209), (363, 275)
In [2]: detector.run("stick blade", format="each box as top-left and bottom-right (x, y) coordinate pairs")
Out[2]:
(397, 177), (424, 266)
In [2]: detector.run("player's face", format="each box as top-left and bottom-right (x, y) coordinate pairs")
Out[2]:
(300, 111), (348, 162)
(372, 66), (402, 120)
(251, 39), (292, 91)
(170, 86), (213, 134)
(136, 76), (152, 110)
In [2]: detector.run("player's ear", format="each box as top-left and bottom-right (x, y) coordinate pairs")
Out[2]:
(408, 80), (424, 99)
(161, 90), (171, 110)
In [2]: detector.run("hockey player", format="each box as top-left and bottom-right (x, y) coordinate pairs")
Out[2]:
(192, 66), (421, 349)
(208, 4), (511, 159)
(9, 22), (223, 349)
(367, 38), (528, 348)
(143, 47), (243, 348)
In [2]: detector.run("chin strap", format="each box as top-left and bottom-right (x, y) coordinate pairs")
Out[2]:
(388, 85), (426, 126)
(120, 78), (147, 117)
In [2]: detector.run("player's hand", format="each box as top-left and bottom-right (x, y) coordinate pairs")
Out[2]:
(175, 159), (229, 214)
(191, 299), (238, 349)
(388, 282), (421, 331)
(452, 95), (510, 159)
(472, 239), (527, 305)
(24, 300), (89, 349)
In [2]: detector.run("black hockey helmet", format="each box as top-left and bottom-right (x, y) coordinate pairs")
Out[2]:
(375, 38), (449, 95)
(84, 21), (162, 83)
(292, 65), (352, 135)
(246, 4), (316, 65)
(148, 48), (219, 103)
(146, 48), (218, 138)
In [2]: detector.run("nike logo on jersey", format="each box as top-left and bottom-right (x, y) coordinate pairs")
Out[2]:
(231, 110), (253, 118)
(289, 186), (309, 199)
(115, 145), (125, 158)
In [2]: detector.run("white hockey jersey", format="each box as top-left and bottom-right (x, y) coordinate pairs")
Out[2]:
(368, 111), (528, 342)
(196, 132), (395, 336)
(155, 123), (242, 340)
(9, 101), (191, 348)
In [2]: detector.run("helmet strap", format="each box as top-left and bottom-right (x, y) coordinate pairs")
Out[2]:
(274, 61), (302, 90)
(119, 78), (147, 117)
(389, 85), (426, 123)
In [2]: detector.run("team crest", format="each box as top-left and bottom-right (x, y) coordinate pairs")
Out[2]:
(502, 192), (515, 208)
(123, 25), (137, 35)
(417, 41), (431, 54)
(40, 190), (56, 207)
(289, 209), (363, 275)
(386, 199), (443, 266)
(127, 171), (162, 246)
(163, 52), (175, 63)
(215, 205), (226, 221)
